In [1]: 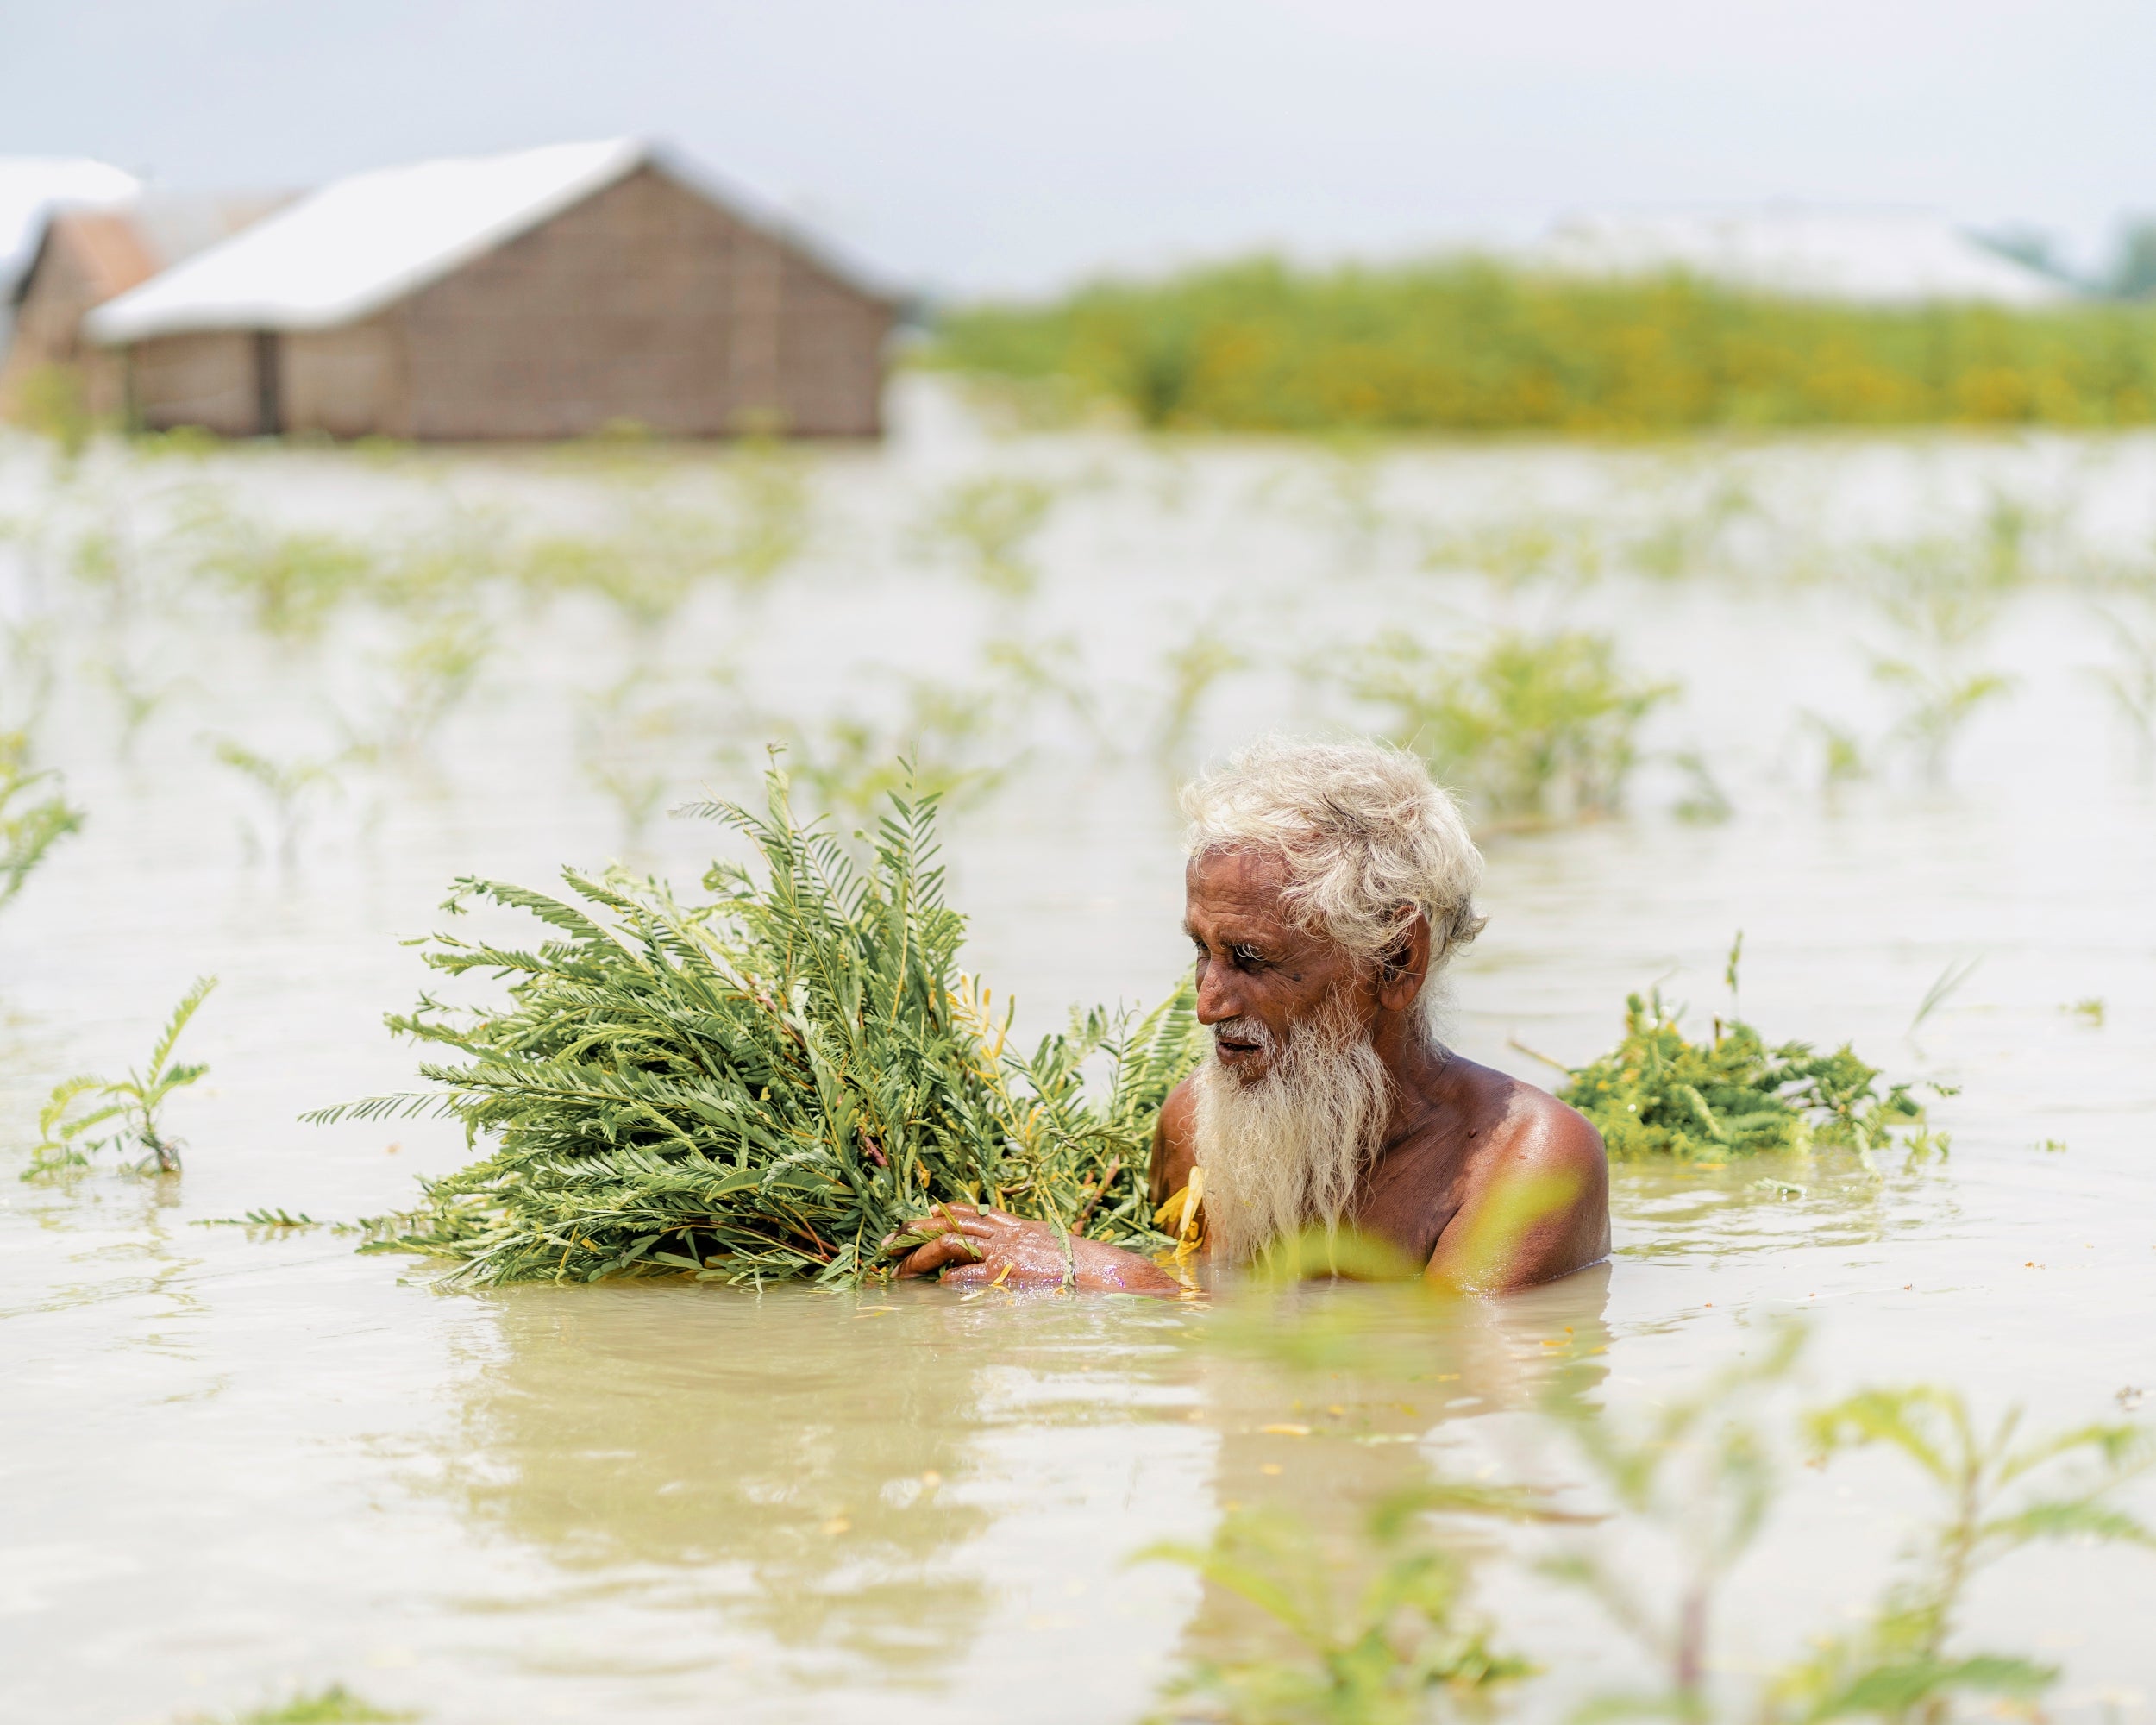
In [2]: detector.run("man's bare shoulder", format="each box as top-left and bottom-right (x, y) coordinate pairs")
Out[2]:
(1474, 1065), (1608, 1185)
(1440, 1058), (1611, 1279)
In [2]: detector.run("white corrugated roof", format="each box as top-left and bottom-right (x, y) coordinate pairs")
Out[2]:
(85, 139), (647, 343)
(1537, 210), (2072, 307)
(1, 156), (141, 287)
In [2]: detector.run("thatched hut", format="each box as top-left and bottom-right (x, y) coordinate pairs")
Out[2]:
(85, 140), (898, 441)
(2, 196), (289, 420)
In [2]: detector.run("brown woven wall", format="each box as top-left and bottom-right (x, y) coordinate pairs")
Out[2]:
(1, 217), (152, 419)
(397, 164), (892, 440)
(128, 330), (259, 434)
(283, 317), (408, 438)
(113, 161), (892, 442)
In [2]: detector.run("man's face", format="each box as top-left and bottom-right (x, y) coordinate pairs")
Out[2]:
(1184, 848), (1363, 1083)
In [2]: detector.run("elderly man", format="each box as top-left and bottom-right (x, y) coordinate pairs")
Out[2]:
(895, 738), (1609, 1295)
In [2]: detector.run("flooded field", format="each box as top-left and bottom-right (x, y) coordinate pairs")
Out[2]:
(5, 380), (2156, 1722)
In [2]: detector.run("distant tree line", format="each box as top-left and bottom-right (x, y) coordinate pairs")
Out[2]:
(927, 254), (2156, 434)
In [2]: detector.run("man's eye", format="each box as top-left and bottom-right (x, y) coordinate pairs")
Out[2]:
(1230, 944), (1266, 970)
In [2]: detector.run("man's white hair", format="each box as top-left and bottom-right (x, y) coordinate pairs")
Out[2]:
(1179, 737), (1486, 1035)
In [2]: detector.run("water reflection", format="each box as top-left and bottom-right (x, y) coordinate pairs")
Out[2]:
(424, 1282), (1003, 1682)
(1167, 1266), (1614, 1670)
(1613, 1158), (1958, 1259)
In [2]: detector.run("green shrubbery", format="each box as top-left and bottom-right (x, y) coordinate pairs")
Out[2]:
(931, 255), (2156, 433)
(316, 768), (1199, 1284)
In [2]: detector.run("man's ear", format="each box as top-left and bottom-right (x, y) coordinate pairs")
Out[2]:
(1374, 913), (1432, 1015)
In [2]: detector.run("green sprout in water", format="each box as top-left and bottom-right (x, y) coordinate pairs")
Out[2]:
(0, 730), (84, 912)
(95, 654), (189, 762)
(1796, 711), (1867, 794)
(184, 506), (378, 642)
(1865, 537), (2019, 785)
(713, 435), (814, 594)
(1539, 1321), (1807, 1720)
(209, 737), (342, 865)
(344, 611), (494, 768)
(1153, 624), (1250, 785)
(182, 1684), (415, 1724)
(918, 474), (1059, 599)
(1334, 629), (1676, 828)
(2084, 601), (2156, 777)
(2063, 996), (2106, 1027)
(1140, 1478), (1558, 1725)
(27, 976), (217, 1180)
(1773, 1387), (2154, 1720)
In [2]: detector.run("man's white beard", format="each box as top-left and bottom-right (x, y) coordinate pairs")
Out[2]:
(1190, 992), (1395, 1266)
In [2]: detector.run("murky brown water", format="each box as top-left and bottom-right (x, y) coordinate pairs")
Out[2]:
(5, 386), (2155, 1720)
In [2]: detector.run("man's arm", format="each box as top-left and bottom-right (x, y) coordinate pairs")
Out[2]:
(884, 1082), (1209, 1297)
(1425, 1091), (1609, 1293)
(887, 1205), (1186, 1295)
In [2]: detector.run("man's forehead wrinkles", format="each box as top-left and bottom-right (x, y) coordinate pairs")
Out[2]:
(1188, 905), (1302, 947)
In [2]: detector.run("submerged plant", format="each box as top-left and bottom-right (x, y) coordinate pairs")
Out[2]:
(1337, 629), (1676, 825)
(345, 612), (493, 767)
(1772, 1389), (2154, 1720)
(919, 474), (1058, 599)
(27, 976), (217, 1179)
(1148, 1317), (2155, 1725)
(1796, 710), (1867, 792)
(0, 731), (84, 911)
(713, 436), (814, 593)
(572, 668), (754, 847)
(1865, 538), (2018, 784)
(1153, 626), (1250, 782)
(95, 654), (188, 762)
(181, 1684), (415, 1725)
(1870, 659), (2015, 784)
(521, 528), (699, 644)
(185, 511), (376, 641)
(310, 767), (1198, 1285)
(1142, 1479), (1551, 1725)
(1533, 1333), (2151, 1724)
(1539, 1322), (1806, 1720)
(2084, 601), (2156, 775)
(210, 737), (342, 863)
(786, 676), (1020, 832)
(1419, 513), (1601, 593)
(1555, 991), (1940, 1162)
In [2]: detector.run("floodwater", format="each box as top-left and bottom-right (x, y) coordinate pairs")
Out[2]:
(4, 382), (2155, 1721)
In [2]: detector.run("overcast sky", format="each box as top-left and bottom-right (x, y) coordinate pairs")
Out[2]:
(5, 0), (2151, 296)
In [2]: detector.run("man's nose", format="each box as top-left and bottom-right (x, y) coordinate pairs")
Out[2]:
(1194, 959), (1242, 1025)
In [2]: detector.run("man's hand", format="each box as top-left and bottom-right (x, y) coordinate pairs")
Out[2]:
(886, 1204), (1185, 1296)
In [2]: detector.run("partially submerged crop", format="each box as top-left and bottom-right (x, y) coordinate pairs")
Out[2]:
(314, 768), (1199, 1284)
(1336, 628), (1676, 826)
(0, 730), (83, 911)
(27, 976), (218, 1179)
(1142, 1481), (1549, 1724)
(1557, 990), (1941, 1162)
(918, 474), (1058, 599)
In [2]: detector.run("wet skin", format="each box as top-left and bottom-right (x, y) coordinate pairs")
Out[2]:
(892, 848), (1610, 1296)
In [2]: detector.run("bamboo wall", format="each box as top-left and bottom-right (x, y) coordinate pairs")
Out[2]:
(117, 164), (893, 441)
(128, 330), (260, 435)
(0, 216), (148, 420)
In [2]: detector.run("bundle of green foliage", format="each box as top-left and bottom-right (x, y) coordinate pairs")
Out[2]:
(316, 768), (1201, 1284)
(930, 254), (2156, 433)
(1557, 990), (1938, 1161)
